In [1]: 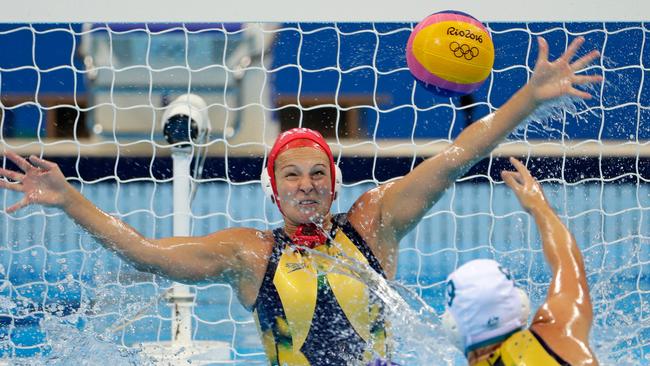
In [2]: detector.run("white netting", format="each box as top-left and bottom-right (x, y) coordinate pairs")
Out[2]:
(0, 22), (648, 364)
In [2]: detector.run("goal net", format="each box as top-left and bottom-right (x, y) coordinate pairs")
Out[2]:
(0, 2), (648, 364)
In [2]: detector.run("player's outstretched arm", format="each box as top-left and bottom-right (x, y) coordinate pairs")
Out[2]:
(377, 37), (601, 240)
(0, 151), (261, 286)
(502, 157), (596, 365)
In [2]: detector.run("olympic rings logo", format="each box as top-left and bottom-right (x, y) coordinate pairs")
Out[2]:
(449, 42), (479, 60)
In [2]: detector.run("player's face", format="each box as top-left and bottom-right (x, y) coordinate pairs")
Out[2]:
(274, 147), (333, 225)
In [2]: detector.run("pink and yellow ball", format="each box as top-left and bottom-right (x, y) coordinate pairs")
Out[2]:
(406, 10), (495, 97)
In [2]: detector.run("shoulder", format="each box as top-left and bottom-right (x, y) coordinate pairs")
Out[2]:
(204, 226), (273, 243)
(348, 183), (395, 219)
(208, 227), (275, 309)
(202, 227), (275, 265)
(346, 183), (392, 233)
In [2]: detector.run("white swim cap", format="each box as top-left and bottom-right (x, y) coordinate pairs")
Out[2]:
(441, 259), (530, 354)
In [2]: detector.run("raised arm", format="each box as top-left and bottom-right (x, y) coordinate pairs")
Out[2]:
(502, 157), (594, 363)
(377, 36), (601, 240)
(0, 151), (265, 287)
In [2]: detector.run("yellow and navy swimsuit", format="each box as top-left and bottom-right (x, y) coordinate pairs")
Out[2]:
(475, 329), (571, 366)
(252, 214), (389, 366)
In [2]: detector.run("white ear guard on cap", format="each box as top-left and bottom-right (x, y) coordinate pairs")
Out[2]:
(261, 168), (274, 202)
(261, 165), (342, 203)
(440, 287), (530, 353)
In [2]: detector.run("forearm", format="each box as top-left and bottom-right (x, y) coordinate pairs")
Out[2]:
(529, 197), (592, 322)
(376, 85), (542, 238)
(529, 202), (582, 274)
(448, 84), (539, 176)
(379, 86), (538, 235)
(61, 186), (160, 271)
(387, 85), (540, 213)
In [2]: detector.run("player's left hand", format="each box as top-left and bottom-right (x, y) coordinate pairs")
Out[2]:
(529, 36), (602, 103)
(0, 150), (72, 213)
(501, 157), (548, 212)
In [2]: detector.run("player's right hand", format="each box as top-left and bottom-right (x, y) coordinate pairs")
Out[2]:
(0, 150), (73, 213)
(528, 36), (601, 105)
(501, 157), (549, 212)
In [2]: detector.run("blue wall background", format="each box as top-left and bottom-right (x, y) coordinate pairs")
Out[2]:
(0, 22), (648, 139)
(0, 24), (85, 95)
(270, 22), (649, 139)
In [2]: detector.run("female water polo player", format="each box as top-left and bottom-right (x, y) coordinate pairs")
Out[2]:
(441, 158), (598, 366)
(0, 37), (601, 365)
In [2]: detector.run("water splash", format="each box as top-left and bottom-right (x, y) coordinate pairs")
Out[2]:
(30, 314), (152, 366)
(512, 80), (603, 141)
(513, 95), (582, 140)
(0, 294), (153, 366)
(1, 230), (643, 365)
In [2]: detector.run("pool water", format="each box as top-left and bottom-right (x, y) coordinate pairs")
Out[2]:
(1, 182), (648, 364)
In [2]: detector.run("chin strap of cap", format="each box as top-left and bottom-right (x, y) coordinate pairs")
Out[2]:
(291, 224), (328, 249)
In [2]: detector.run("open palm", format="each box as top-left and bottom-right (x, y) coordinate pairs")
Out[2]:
(0, 151), (71, 213)
(529, 36), (601, 103)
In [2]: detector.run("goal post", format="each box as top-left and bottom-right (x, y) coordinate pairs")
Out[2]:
(0, 2), (648, 364)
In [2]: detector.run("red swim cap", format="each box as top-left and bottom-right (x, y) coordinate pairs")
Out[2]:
(266, 128), (337, 208)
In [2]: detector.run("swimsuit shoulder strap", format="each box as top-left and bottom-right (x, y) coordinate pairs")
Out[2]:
(251, 228), (288, 310)
(332, 213), (387, 278)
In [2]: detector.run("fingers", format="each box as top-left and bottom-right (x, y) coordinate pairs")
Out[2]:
(560, 36), (585, 63)
(4, 150), (33, 173)
(6, 197), (28, 213)
(568, 74), (603, 100)
(0, 166), (26, 212)
(28, 155), (56, 171)
(572, 74), (603, 85)
(536, 37), (549, 65)
(0, 167), (24, 182)
(502, 157), (533, 190)
(501, 170), (522, 191)
(0, 179), (23, 192)
(571, 49), (600, 72)
(509, 157), (534, 179)
(569, 88), (595, 100)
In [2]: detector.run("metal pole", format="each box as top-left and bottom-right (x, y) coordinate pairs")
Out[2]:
(170, 147), (195, 346)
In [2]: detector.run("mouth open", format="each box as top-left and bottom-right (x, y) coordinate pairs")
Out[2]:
(298, 199), (319, 206)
